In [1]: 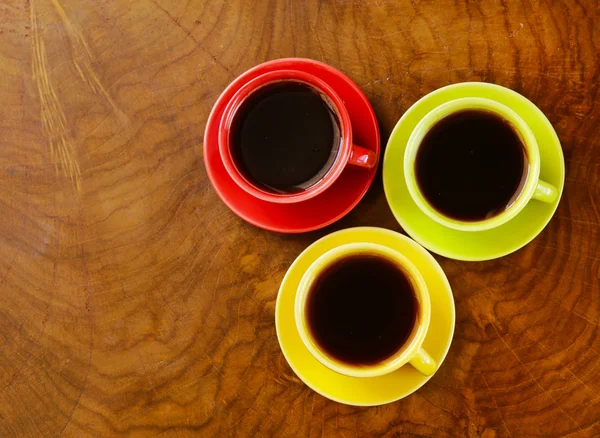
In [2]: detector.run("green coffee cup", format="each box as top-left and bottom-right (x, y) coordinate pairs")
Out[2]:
(404, 97), (558, 232)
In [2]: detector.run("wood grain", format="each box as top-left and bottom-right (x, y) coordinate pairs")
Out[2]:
(0, 0), (598, 436)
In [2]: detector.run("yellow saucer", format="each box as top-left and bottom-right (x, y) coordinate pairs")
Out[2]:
(275, 227), (455, 406)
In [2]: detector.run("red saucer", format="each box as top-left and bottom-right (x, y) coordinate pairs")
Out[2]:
(203, 58), (380, 233)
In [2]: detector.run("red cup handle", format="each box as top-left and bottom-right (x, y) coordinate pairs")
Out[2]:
(348, 144), (377, 169)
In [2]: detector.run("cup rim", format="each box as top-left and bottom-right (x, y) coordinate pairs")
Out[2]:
(403, 97), (541, 232)
(294, 242), (431, 378)
(218, 69), (353, 204)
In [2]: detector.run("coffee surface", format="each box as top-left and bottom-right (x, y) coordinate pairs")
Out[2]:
(306, 254), (418, 365)
(415, 110), (527, 221)
(231, 81), (340, 193)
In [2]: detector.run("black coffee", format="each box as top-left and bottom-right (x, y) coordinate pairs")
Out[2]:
(306, 254), (418, 365)
(230, 81), (340, 193)
(415, 110), (527, 221)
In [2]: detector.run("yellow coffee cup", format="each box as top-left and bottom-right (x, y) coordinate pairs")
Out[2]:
(404, 97), (558, 232)
(294, 242), (437, 377)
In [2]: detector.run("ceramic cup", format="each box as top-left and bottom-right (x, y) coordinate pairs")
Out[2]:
(404, 97), (558, 232)
(294, 242), (437, 377)
(218, 69), (377, 204)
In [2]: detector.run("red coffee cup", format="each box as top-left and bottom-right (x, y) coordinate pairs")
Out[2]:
(218, 69), (377, 204)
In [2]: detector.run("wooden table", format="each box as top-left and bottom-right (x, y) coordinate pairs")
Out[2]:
(1, 0), (598, 436)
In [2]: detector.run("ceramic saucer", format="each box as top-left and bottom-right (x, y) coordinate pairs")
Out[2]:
(383, 82), (565, 261)
(275, 227), (455, 406)
(203, 58), (380, 233)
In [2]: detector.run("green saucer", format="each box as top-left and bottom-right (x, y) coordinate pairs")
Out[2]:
(383, 82), (565, 261)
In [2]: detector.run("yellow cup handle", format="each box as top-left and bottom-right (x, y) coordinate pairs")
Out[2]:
(532, 179), (558, 203)
(409, 347), (437, 376)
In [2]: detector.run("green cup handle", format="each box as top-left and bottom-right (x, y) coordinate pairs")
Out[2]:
(532, 179), (558, 203)
(409, 347), (437, 376)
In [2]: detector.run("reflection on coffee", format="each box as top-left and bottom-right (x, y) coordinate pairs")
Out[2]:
(306, 254), (418, 365)
(230, 81), (340, 193)
(415, 110), (528, 221)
